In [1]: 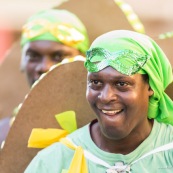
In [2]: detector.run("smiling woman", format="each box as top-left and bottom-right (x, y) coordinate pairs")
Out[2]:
(24, 30), (173, 173)
(86, 67), (153, 145)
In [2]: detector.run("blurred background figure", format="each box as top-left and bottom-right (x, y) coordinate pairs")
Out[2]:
(0, 0), (67, 127)
(0, 8), (90, 147)
(20, 9), (89, 87)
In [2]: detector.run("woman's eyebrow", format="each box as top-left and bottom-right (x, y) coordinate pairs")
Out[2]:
(26, 48), (38, 53)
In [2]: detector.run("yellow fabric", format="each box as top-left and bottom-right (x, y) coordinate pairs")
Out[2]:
(60, 138), (88, 173)
(21, 9), (89, 54)
(22, 21), (85, 48)
(28, 110), (78, 148)
(55, 111), (77, 133)
(28, 129), (68, 148)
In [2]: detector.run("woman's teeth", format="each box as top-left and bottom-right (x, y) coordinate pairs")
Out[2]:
(102, 109), (121, 115)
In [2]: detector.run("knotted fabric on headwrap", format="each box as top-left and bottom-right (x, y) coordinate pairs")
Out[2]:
(85, 30), (173, 125)
(21, 9), (89, 54)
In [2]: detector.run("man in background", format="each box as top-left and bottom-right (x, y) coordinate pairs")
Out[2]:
(0, 8), (89, 147)
(20, 8), (89, 87)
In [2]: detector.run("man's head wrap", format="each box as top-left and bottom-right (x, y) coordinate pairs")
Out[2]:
(21, 9), (89, 54)
(85, 30), (173, 125)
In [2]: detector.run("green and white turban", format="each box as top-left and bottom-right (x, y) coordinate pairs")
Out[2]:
(85, 30), (173, 125)
(21, 9), (89, 54)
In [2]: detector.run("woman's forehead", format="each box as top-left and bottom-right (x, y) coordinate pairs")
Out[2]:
(87, 67), (142, 79)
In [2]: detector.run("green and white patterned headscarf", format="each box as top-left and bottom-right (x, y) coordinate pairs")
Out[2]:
(21, 9), (89, 54)
(85, 30), (173, 125)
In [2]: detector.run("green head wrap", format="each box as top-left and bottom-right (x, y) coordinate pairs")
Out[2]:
(85, 30), (173, 125)
(21, 9), (89, 54)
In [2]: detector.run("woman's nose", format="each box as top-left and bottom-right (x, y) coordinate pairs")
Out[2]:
(36, 57), (54, 74)
(98, 85), (117, 103)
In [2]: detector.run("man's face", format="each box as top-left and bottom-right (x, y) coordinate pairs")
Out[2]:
(22, 40), (82, 86)
(86, 67), (153, 141)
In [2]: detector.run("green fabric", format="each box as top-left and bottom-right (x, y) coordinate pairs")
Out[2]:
(85, 30), (173, 125)
(85, 48), (150, 75)
(24, 121), (173, 173)
(21, 9), (89, 54)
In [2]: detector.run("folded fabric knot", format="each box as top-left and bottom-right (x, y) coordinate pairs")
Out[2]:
(106, 162), (131, 173)
(28, 111), (77, 148)
(28, 128), (68, 148)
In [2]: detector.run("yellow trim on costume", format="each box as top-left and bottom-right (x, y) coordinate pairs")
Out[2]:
(28, 128), (68, 148)
(60, 138), (88, 173)
(159, 31), (173, 39)
(22, 19), (85, 47)
(114, 0), (145, 33)
(31, 56), (85, 89)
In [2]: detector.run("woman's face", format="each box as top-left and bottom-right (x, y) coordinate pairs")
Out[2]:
(22, 40), (81, 86)
(86, 67), (153, 140)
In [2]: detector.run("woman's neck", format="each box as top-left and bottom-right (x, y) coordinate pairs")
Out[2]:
(90, 119), (154, 154)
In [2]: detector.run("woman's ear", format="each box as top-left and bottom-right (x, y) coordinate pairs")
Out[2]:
(148, 86), (154, 96)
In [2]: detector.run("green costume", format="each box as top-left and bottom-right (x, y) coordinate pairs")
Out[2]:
(24, 120), (173, 173)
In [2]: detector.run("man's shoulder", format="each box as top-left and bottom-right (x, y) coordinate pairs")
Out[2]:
(155, 120), (173, 142)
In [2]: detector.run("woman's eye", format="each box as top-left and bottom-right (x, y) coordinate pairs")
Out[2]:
(26, 53), (40, 61)
(53, 54), (63, 62)
(117, 81), (128, 87)
(53, 54), (71, 62)
(92, 80), (101, 85)
(88, 80), (102, 89)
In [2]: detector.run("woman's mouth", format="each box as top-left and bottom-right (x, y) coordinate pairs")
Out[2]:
(101, 109), (123, 116)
